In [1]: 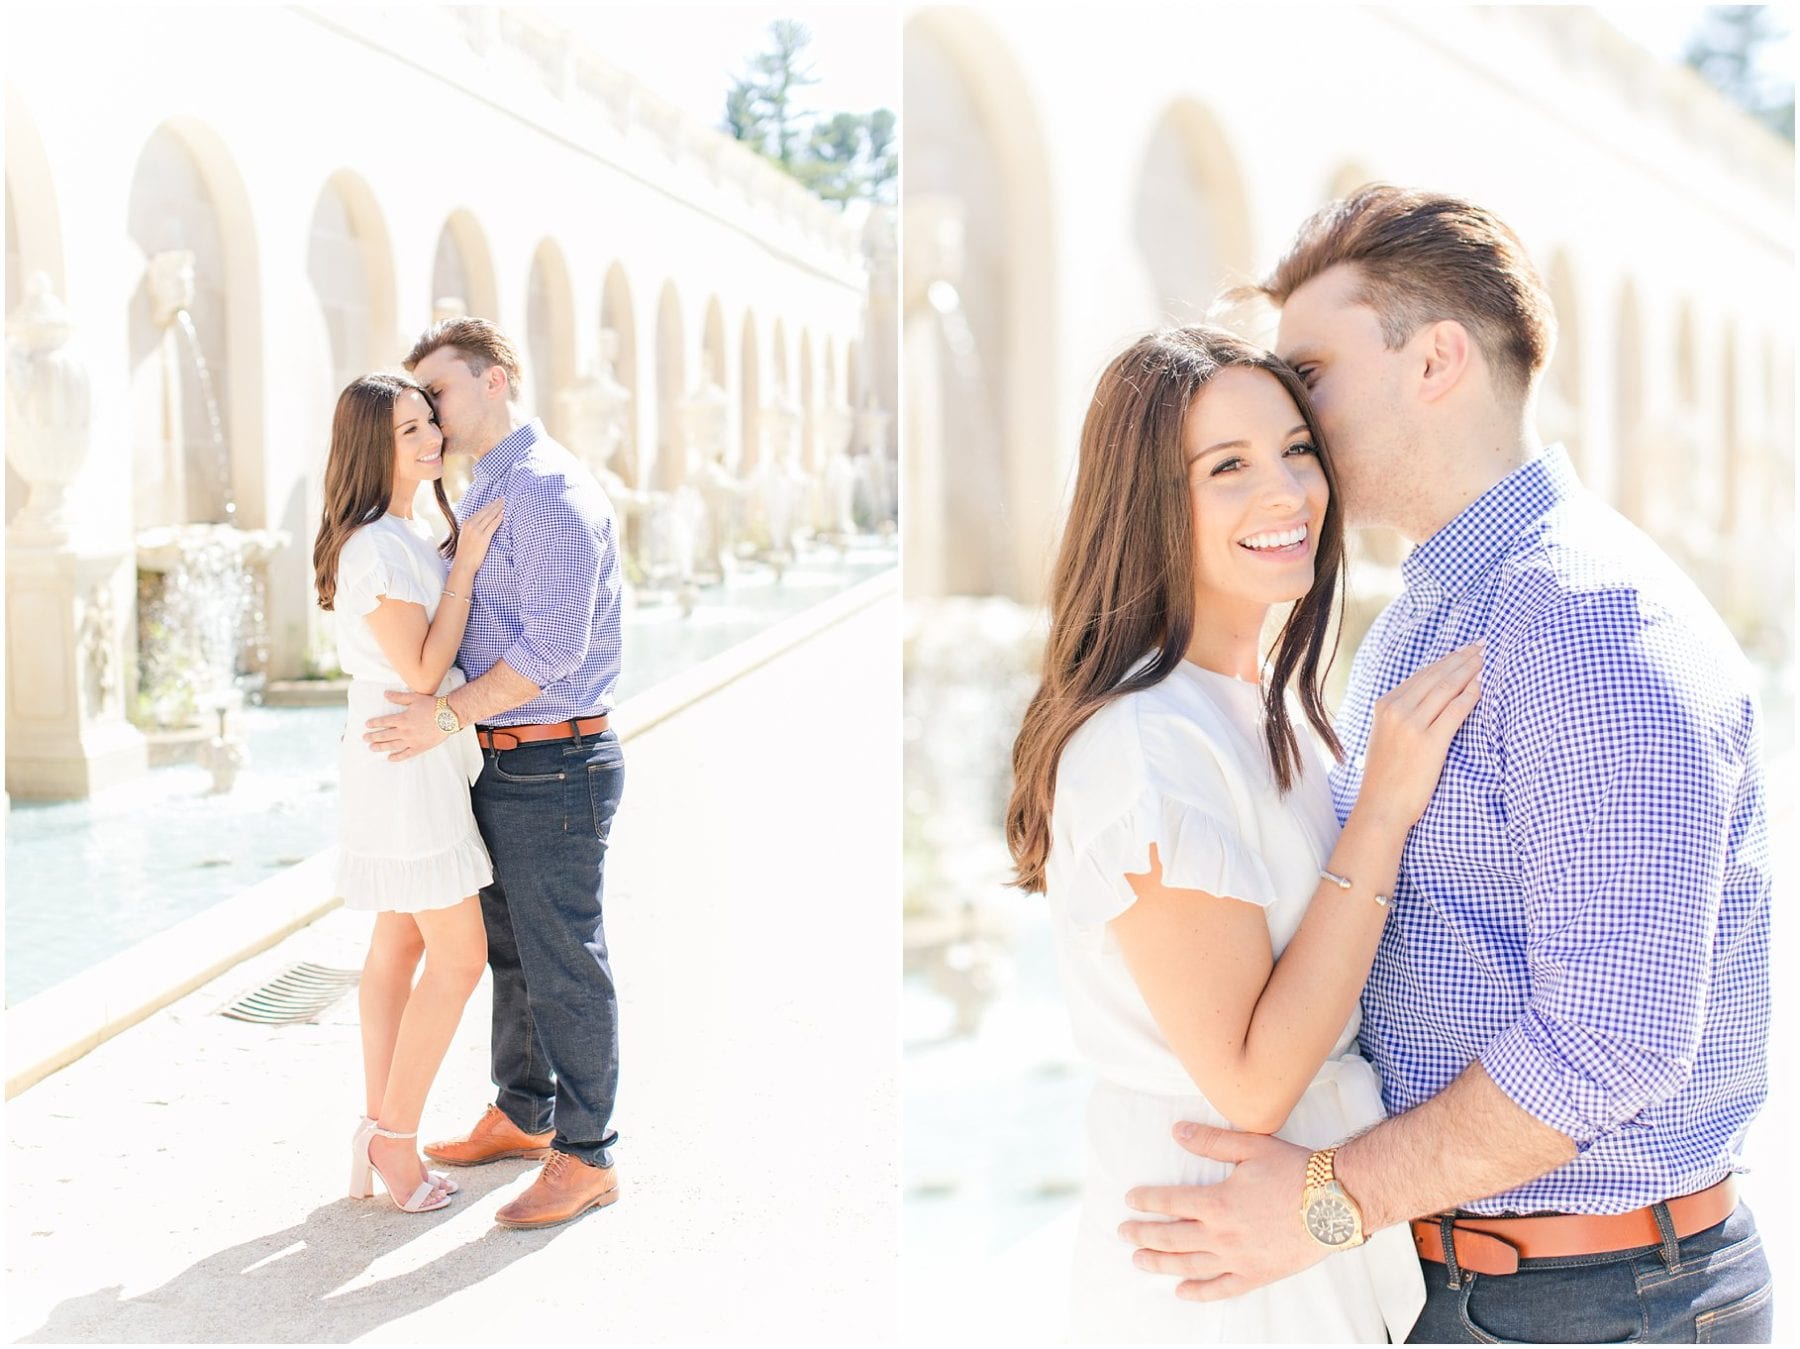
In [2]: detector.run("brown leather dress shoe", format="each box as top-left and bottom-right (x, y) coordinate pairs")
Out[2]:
(494, 1150), (620, 1229)
(422, 1103), (555, 1167)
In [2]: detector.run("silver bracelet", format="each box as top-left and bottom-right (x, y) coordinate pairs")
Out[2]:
(1319, 867), (1390, 908)
(441, 588), (471, 604)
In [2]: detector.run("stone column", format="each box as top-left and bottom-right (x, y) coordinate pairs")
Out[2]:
(5, 274), (148, 798)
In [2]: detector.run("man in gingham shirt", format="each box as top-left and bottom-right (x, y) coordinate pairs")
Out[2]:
(1122, 189), (1772, 1341)
(370, 317), (626, 1229)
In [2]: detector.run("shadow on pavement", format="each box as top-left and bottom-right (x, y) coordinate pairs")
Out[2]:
(17, 1163), (580, 1343)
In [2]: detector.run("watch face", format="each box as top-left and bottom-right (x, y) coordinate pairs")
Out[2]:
(1305, 1192), (1359, 1247)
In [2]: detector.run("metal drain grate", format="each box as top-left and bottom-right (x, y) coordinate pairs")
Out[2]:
(220, 962), (361, 1024)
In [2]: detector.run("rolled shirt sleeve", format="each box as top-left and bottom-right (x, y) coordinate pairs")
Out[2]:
(1479, 592), (1747, 1146)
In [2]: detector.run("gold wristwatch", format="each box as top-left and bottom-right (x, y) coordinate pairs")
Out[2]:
(1300, 1146), (1367, 1250)
(433, 696), (462, 735)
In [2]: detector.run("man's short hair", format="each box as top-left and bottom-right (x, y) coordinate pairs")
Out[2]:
(403, 316), (524, 401)
(1255, 185), (1556, 397)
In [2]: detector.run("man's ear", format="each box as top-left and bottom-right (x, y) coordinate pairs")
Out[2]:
(1416, 320), (1472, 404)
(485, 363), (510, 402)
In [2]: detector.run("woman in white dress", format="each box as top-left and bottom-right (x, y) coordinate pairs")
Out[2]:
(1006, 327), (1482, 1341)
(312, 373), (504, 1213)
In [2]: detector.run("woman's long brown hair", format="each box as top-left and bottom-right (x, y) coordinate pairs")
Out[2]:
(313, 372), (462, 611)
(1006, 326), (1346, 893)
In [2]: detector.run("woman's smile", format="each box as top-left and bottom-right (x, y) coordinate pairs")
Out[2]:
(1238, 521), (1310, 557)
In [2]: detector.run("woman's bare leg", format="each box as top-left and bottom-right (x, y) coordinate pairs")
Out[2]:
(367, 896), (488, 1195)
(360, 912), (425, 1119)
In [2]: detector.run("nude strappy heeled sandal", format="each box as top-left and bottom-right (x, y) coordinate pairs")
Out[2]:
(350, 1118), (453, 1212)
(357, 1116), (459, 1195)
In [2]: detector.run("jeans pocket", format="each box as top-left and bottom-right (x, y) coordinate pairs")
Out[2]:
(1695, 1278), (1774, 1343)
(1459, 1267), (1646, 1344)
(559, 737), (623, 838)
(582, 761), (624, 839)
(1635, 1205), (1772, 1342)
(487, 749), (566, 784)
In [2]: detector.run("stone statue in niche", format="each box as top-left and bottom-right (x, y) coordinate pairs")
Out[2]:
(79, 582), (119, 721)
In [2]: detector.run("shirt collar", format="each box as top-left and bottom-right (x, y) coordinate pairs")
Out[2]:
(1400, 444), (1579, 600)
(471, 418), (545, 482)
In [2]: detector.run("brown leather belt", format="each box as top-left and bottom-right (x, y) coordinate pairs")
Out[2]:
(1411, 1177), (1737, 1277)
(476, 715), (609, 750)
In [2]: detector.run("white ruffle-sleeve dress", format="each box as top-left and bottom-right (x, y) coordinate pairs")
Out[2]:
(332, 513), (492, 912)
(1046, 659), (1425, 1343)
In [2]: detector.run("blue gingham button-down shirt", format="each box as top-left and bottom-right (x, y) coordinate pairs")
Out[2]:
(1332, 446), (1770, 1215)
(454, 419), (622, 726)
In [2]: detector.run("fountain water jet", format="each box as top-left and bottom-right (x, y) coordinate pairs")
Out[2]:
(133, 251), (287, 747)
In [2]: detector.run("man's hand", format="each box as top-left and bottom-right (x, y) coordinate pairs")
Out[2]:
(364, 689), (449, 762)
(1119, 1124), (1325, 1301)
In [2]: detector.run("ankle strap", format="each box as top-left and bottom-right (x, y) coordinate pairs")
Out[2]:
(366, 1122), (418, 1140)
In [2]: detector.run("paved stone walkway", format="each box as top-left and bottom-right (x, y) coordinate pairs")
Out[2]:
(6, 593), (899, 1344)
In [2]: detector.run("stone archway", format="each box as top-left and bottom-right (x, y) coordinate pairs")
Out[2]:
(740, 310), (762, 474)
(1613, 281), (1644, 522)
(526, 238), (576, 438)
(771, 317), (790, 396)
(1720, 325), (1741, 535)
(1667, 300), (1707, 536)
(1541, 250), (1582, 472)
(600, 261), (639, 486)
(701, 295), (727, 388)
(653, 279), (686, 491)
(303, 168), (395, 672)
(798, 329), (816, 473)
(126, 117), (266, 532)
(698, 294), (731, 476)
(4, 86), (65, 298)
(903, 10), (1055, 601)
(307, 170), (395, 395)
(1131, 98), (1256, 326)
(431, 209), (498, 321)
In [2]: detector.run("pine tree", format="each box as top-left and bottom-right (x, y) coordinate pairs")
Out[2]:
(754, 19), (818, 169)
(802, 111), (868, 205)
(723, 76), (769, 152)
(720, 20), (901, 209)
(865, 107), (898, 204)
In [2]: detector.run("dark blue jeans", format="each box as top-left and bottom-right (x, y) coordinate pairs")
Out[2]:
(471, 727), (624, 1168)
(1408, 1202), (1772, 1343)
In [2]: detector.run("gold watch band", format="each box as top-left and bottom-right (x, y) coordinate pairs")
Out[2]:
(1306, 1146), (1339, 1191)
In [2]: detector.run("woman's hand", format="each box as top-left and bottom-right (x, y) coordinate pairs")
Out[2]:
(452, 499), (504, 577)
(1355, 641), (1483, 831)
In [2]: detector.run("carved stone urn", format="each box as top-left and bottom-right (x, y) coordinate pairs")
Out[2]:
(5, 272), (93, 548)
(4, 273), (149, 798)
